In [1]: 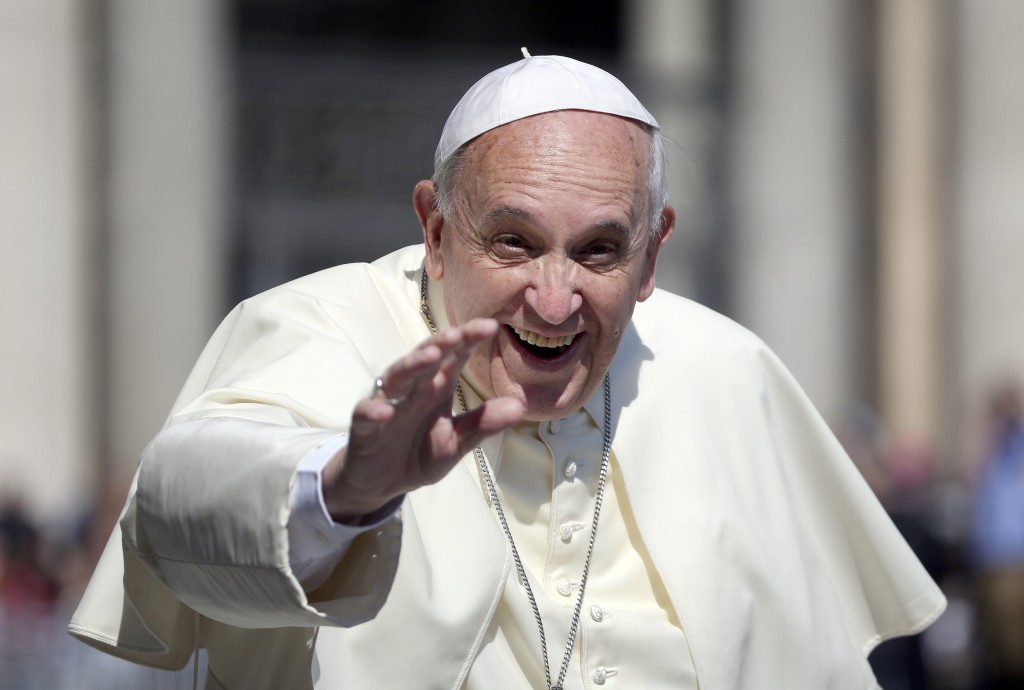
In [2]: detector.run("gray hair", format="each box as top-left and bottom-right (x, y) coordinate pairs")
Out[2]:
(433, 123), (668, 239)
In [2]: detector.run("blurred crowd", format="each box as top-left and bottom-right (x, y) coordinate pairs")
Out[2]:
(841, 383), (1024, 690)
(2, 384), (1023, 689)
(0, 482), (199, 688)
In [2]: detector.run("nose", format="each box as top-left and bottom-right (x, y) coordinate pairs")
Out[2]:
(524, 259), (583, 324)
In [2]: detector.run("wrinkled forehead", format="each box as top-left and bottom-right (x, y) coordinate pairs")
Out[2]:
(465, 110), (651, 180)
(454, 111), (653, 232)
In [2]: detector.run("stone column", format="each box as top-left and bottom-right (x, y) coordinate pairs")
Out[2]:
(951, 1), (1024, 442)
(105, 0), (230, 476)
(0, 0), (98, 522)
(877, 0), (947, 447)
(728, 0), (862, 422)
(624, 0), (718, 302)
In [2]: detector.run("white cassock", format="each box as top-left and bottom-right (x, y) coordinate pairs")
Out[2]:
(70, 244), (945, 689)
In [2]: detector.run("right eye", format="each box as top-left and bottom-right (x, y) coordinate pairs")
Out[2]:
(489, 234), (534, 261)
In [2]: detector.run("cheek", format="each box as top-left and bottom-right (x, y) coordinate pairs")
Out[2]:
(442, 253), (480, 305)
(596, 285), (634, 324)
(596, 293), (641, 347)
(444, 268), (502, 323)
(467, 269), (524, 312)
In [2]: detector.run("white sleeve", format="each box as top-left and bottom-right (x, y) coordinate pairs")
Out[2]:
(287, 434), (404, 590)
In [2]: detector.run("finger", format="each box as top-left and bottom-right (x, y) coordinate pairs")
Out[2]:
(430, 319), (501, 388)
(454, 317), (500, 344)
(384, 319), (500, 405)
(375, 325), (478, 402)
(449, 396), (525, 456)
(379, 319), (494, 394)
(349, 398), (396, 435)
(376, 344), (445, 402)
(425, 318), (498, 359)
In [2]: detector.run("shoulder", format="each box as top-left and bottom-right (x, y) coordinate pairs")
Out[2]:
(240, 244), (424, 315)
(181, 245), (427, 402)
(212, 245), (426, 354)
(630, 288), (774, 373)
(617, 287), (813, 423)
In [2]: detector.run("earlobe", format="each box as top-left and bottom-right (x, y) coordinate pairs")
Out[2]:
(637, 205), (675, 303)
(414, 180), (445, 280)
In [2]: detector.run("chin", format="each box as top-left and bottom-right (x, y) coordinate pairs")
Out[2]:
(513, 383), (592, 422)
(469, 356), (599, 420)
(520, 407), (570, 423)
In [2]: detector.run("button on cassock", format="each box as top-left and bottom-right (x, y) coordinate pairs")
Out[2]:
(559, 522), (583, 543)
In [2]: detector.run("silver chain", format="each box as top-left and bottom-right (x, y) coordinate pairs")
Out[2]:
(420, 268), (612, 690)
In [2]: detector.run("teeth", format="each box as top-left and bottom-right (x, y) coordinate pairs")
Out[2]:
(512, 326), (576, 348)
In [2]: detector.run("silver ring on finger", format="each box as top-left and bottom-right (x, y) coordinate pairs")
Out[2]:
(372, 376), (406, 405)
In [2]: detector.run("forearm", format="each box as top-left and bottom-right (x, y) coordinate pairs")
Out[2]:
(129, 416), (351, 627)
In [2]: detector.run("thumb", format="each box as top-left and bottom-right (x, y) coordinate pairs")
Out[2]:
(450, 396), (525, 456)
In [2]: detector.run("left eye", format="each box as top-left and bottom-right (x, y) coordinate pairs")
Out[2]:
(578, 243), (620, 262)
(499, 236), (526, 249)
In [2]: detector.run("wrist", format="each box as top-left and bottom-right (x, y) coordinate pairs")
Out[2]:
(321, 447), (397, 523)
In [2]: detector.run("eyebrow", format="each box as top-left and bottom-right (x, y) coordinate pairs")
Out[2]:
(481, 206), (635, 240)
(592, 219), (634, 241)
(482, 206), (534, 226)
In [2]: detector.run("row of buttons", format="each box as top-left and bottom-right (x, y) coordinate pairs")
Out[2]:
(547, 415), (616, 684)
(551, 584), (606, 618)
(559, 521), (584, 542)
(592, 666), (617, 685)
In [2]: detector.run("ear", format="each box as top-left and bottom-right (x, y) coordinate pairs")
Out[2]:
(414, 180), (445, 280)
(637, 205), (675, 303)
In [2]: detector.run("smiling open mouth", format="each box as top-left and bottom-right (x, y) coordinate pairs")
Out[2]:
(510, 326), (577, 359)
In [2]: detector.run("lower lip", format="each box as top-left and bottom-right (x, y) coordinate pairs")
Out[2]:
(504, 326), (583, 367)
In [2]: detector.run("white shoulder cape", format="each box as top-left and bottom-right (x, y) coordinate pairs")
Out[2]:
(70, 245), (945, 689)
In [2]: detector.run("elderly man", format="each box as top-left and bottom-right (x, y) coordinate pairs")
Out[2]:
(71, 52), (944, 689)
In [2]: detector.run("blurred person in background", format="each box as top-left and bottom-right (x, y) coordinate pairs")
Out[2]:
(0, 501), (55, 614)
(69, 51), (944, 689)
(967, 384), (1024, 690)
(1, 500), (59, 689)
(839, 408), (954, 690)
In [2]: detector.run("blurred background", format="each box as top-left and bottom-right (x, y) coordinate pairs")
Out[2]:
(2, 0), (1023, 688)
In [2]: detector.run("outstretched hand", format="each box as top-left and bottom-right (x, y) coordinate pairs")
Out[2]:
(321, 318), (524, 523)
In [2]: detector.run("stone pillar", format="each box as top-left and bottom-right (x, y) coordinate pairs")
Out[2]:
(952, 1), (1024, 442)
(105, 0), (230, 476)
(624, 0), (718, 302)
(876, 0), (946, 447)
(728, 0), (861, 421)
(0, 0), (98, 522)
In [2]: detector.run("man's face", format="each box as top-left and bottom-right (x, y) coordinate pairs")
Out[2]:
(420, 111), (672, 421)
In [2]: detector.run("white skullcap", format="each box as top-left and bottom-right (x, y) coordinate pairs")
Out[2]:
(434, 49), (658, 171)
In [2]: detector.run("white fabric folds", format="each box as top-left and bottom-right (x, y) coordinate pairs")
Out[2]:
(69, 245), (945, 689)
